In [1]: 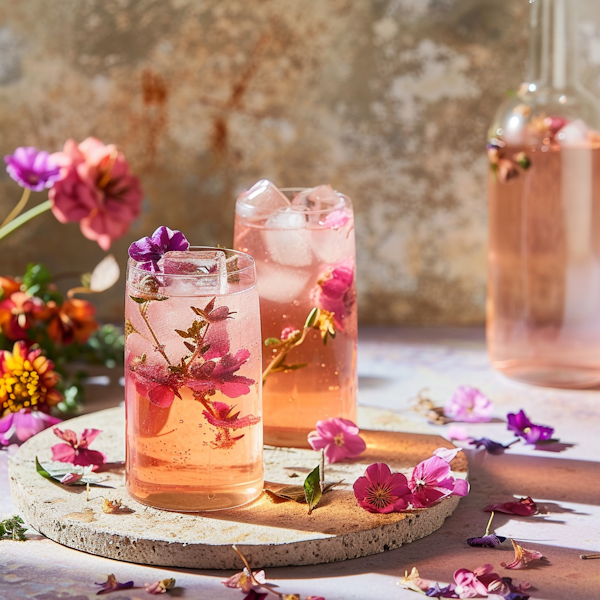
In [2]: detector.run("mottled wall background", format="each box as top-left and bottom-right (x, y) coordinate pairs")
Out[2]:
(1, 0), (600, 325)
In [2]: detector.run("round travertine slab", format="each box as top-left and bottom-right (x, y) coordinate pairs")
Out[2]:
(9, 407), (467, 569)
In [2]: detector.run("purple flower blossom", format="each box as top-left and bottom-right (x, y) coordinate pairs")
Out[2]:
(95, 574), (134, 595)
(443, 386), (493, 423)
(470, 437), (517, 455)
(425, 583), (459, 598)
(308, 418), (366, 464)
(507, 410), (554, 444)
(128, 226), (190, 271)
(4, 147), (61, 191)
(0, 408), (61, 446)
(467, 534), (507, 548)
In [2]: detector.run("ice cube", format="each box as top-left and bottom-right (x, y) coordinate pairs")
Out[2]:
(557, 119), (588, 146)
(263, 208), (313, 267)
(255, 261), (311, 303)
(236, 180), (291, 220)
(311, 217), (354, 264)
(158, 250), (226, 294)
(291, 184), (343, 211)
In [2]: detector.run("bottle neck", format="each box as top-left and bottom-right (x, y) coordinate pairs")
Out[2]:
(528, 0), (579, 91)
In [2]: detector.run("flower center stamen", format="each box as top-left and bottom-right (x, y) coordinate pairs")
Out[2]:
(333, 433), (345, 447)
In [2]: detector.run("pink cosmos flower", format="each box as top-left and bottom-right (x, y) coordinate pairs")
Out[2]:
(0, 408), (61, 446)
(49, 137), (142, 251)
(408, 452), (469, 508)
(50, 427), (106, 468)
(353, 462), (411, 514)
(133, 362), (183, 408)
(188, 349), (255, 399)
(454, 564), (495, 598)
(308, 418), (366, 464)
(222, 568), (266, 593)
(202, 401), (260, 430)
(311, 259), (355, 330)
(501, 539), (543, 569)
(322, 208), (350, 230)
(443, 386), (493, 423)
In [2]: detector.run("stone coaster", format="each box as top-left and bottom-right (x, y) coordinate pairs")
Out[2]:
(9, 407), (467, 569)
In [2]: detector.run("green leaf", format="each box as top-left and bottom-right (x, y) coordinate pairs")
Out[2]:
(264, 485), (306, 503)
(0, 515), (27, 541)
(264, 337), (282, 346)
(304, 464), (322, 515)
(129, 295), (149, 304)
(35, 457), (113, 488)
(22, 263), (53, 295)
(304, 307), (320, 329)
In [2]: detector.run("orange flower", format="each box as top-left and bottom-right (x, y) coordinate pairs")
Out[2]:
(0, 341), (62, 416)
(0, 291), (43, 341)
(0, 277), (21, 298)
(47, 299), (98, 345)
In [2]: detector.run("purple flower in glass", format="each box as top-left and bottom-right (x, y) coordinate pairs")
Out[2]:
(507, 409), (554, 444)
(128, 226), (190, 271)
(4, 147), (61, 191)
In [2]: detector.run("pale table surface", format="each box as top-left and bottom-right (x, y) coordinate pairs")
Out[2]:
(1, 327), (599, 600)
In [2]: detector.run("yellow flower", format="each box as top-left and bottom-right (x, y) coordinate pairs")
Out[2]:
(314, 309), (336, 344)
(0, 341), (62, 416)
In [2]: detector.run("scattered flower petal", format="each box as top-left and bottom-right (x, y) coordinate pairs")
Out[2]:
(222, 568), (266, 593)
(243, 591), (268, 600)
(447, 425), (469, 441)
(501, 540), (543, 570)
(51, 427), (106, 468)
(484, 497), (537, 517)
(470, 437), (517, 455)
(444, 386), (493, 423)
(353, 462), (410, 513)
(467, 534), (507, 548)
(433, 447), (461, 463)
(453, 564), (494, 598)
(144, 578), (175, 594)
(307, 417), (366, 464)
(95, 574), (134, 595)
(424, 583), (459, 597)
(128, 226), (189, 271)
(400, 567), (430, 593)
(507, 410), (554, 445)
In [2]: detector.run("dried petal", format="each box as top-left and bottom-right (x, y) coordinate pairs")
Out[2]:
(95, 574), (134, 595)
(484, 497), (537, 517)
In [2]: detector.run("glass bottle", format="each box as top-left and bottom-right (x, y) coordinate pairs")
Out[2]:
(487, 0), (600, 388)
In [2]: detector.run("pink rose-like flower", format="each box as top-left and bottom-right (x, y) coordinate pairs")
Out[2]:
(49, 137), (142, 251)
(322, 208), (350, 230)
(454, 564), (495, 598)
(353, 462), (411, 514)
(408, 452), (469, 508)
(443, 386), (493, 423)
(308, 418), (366, 464)
(311, 259), (355, 330)
(0, 408), (61, 446)
(50, 427), (106, 468)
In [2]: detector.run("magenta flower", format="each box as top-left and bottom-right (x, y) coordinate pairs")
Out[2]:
(128, 226), (190, 271)
(484, 497), (537, 517)
(50, 427), (106, 468)
(243, 591), (267, 600)
(203, 401), (260, 430)
(188, 349), (255, 399)
(408, 453), (469, 508)
(311, 259), (355, 330)
(322, 208), (350, 230)
(469, 437), (517, 455)
(353, 462), (411, 514)
(453, 564), (494, 598)
(50, 137), (142, 251)
(308, 418), (366, 464)
(222, 568), (266, 593)
(467, 533), (506, 548)
(507, 410), (554, 444)
(4, 147), (61, 191)
(501, 539), (543, 569)
(95, 574), (134, 595)
(133, 362), (184, 408)
(0, 408), (61, 446)
(443, 386), (493, 423)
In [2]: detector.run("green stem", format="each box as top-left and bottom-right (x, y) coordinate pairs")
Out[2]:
(262, 326), (311, 383)
(485, 511), (495, 536)
(0, 199), (51, 242)
(1, 188), (31, 227)
(138, 303), (172, 366)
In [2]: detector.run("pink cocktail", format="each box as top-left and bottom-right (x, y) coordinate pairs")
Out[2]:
(233, 181), (357, 447)
(125, 247), (263, 511)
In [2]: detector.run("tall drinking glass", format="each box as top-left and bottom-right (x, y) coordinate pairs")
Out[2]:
(125, 247), (263, 511)
(233, 181), (357, 447)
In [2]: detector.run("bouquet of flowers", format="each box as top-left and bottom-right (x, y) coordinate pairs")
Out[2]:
(0, 138), (142, 446)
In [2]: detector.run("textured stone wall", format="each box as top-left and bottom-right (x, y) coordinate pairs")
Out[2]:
(0, 0), (598, 325)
